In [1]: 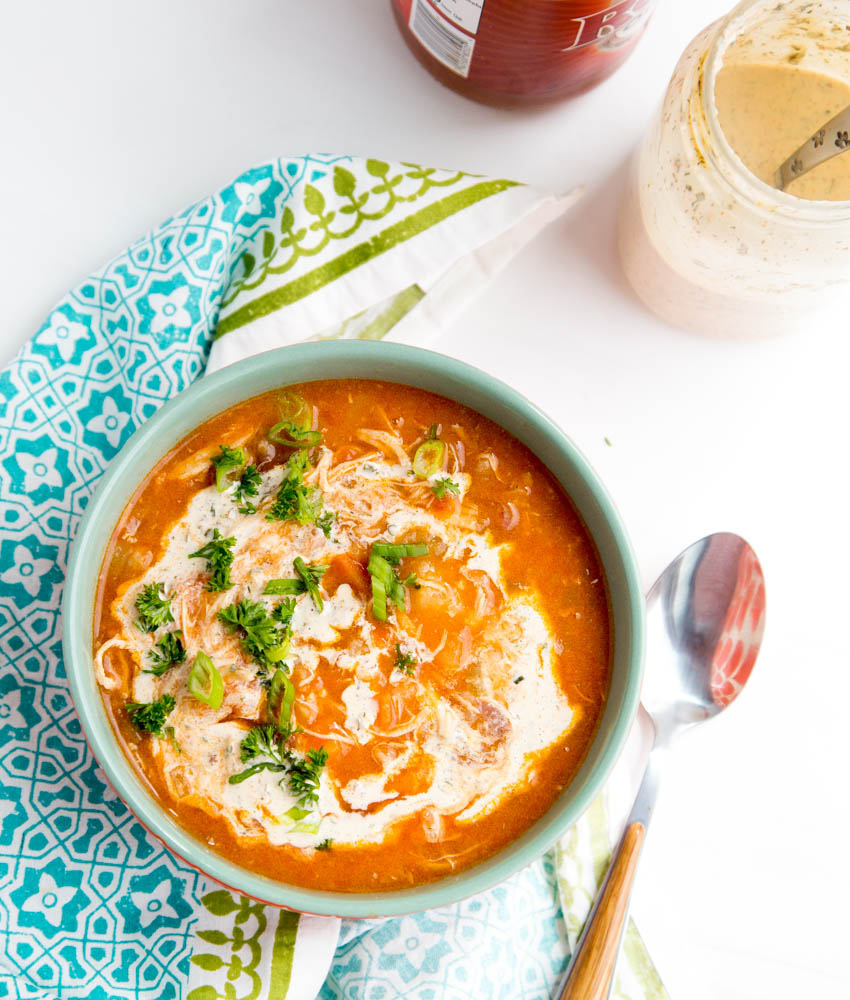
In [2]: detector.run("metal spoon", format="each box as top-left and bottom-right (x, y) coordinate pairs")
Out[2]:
(775, 103), (850, 190)
(557, 532), (766, 1000)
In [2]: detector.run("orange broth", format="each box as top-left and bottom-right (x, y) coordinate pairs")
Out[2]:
(95, 379), (610, 892)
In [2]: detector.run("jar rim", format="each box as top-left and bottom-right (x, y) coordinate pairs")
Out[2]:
(702, 0), (850, 223)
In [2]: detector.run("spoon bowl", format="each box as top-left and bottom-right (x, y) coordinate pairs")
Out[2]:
(644, 532), (765, 744)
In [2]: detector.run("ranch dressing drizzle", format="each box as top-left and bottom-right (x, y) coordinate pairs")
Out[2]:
(106, 443), (576, 850)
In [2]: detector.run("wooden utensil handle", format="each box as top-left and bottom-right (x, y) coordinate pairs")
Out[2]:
(557, 821), (646, 1000)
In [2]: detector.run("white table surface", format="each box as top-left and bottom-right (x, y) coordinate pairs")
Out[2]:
(2, 2), (847, 998)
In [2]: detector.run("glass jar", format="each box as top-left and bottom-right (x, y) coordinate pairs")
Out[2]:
(391, 0), (658, 107)
(619, 0), (850, 337)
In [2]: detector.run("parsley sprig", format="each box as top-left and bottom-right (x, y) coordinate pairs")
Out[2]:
(294, 558), (327, 612)
(288, 748), (328, 808)
(134, 583), (174, 633)
(126, 694), (176, 736)
(266, 451), (334, 537)
(431, 477), (460, 500)
(394, 643), (418, 675)
(228, 723), (328, 810)
(189, 528), (236, 591)
(144, 631), (186, 676)
(217, 599), (290, 668)
(234, 464), (262, 514)
(272, 597), (296, 629)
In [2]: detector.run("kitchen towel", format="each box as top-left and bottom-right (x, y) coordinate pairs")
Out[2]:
(0, 154), (666, 1000)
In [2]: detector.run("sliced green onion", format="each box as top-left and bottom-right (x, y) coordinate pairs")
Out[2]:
(285, 804), (311, 821)
(371, 577), (388, 622)
(268, 421), (322, 449)
(211, 445), (247, 492)
(268, 667), (295, 733)
(290, 821), (320, 835)
(188, 651), (224, 709)
(367, 553), (395, 588)
(277, 390), (312, 431)
(265, 641), (290, 663)
(368, 546), (425, 619)
(263, 578), (306, 595)
(413, 438), (445, 479)
(228, 761), (281, 784)
(388, 579), (407, 610)
(371, 542), (429, 564)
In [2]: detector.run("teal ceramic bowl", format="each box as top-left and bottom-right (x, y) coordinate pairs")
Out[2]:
(64, 341), (644, 918)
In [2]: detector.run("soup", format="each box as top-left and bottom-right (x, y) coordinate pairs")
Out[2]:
(94, 379), (610, 892)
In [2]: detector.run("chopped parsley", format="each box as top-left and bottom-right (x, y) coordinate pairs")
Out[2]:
(211, 445), (247, 492)
(294, 557), (328, 612)
(431, 477), (460, 500)
(240, 723), (291, 763)
(144, 631), (186, 675)
(228, 724), (328, 810)
(228, 726), (294, 783)
(126, 694), (176, 736)
(272, 597), (297, 630)
(287, 748), (328, 808)
(394, 643), (418, 675)
(234, 463), (262, 514)
(266, 451), (334, 537)
(217, 599), (290, 668)
(189, 528), (236, 591)
(315, 838), (333, 851)
(134, 583), (174, 633)
(513, 675), (524, 685)
(315, 510), (335, 538)
(367, 542), (428, 622)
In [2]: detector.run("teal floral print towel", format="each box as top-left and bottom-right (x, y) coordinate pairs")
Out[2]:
(0, 154), (664, 1000)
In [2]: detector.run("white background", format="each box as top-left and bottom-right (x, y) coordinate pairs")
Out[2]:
(1, 2), (847, 998)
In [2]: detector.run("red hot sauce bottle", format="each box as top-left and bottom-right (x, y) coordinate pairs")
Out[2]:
(391, 0), (658, 106)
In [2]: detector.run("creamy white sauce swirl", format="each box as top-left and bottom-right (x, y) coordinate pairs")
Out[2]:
(102, 443), (576, 849)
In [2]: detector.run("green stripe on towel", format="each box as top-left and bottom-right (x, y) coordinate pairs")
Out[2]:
(215, 179), (517, 337)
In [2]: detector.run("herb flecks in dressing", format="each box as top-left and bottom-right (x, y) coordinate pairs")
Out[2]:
(715, 63), (850, 201)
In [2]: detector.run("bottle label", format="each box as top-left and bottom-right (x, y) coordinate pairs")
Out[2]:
(562, 0), (653, 53)
(428, 0), (484, 34)
(407, 0), (654, 80)
(408, 0), (479, 77)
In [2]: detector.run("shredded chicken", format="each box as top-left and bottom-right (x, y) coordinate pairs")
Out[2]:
(356, 428), (410, 465)
(95, 419), (575, 851)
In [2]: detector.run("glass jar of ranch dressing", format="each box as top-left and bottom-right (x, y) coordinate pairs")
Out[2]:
(620, 0), (850, 336)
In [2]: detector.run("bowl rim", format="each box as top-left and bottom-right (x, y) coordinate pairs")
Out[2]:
(64, 340), (644, 918)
